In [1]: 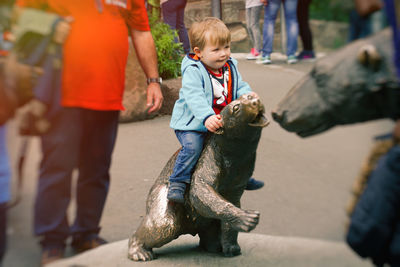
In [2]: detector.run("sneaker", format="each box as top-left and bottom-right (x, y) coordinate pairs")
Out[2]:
(245, 177), (264, 190)
(167, 182), (187, 203)
(297, 50), (316, 61)
(287, 55), (298, 64)
(246, 48), (260, 60)
(256, 55), (272, 64)
(71, 236), (107, 253)
(41, 247), (64, 266)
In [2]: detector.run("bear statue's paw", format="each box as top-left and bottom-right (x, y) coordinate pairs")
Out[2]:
(222, 243), (241, 257)
(230, 209), (260, 232)
(127, 238), (155, 261)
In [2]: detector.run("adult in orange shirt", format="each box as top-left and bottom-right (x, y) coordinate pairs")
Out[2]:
(15, 0), (163, 265)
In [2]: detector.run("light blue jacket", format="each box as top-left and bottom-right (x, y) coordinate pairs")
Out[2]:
(170, 54), (252, 132)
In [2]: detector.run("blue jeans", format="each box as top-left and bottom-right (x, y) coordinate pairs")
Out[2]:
(161, 0), (190, 54)
(35, 107), (119, 248)
(348, 9), (372, 42)
(169, 130), (206, 183)
(262, 0), (299, 57)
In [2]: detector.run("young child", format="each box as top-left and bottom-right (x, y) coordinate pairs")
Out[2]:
(167, 17), (263, 203)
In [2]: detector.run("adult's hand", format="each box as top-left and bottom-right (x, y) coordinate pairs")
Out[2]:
(130, 29), (164, 114)
(146, 82), (163, 113)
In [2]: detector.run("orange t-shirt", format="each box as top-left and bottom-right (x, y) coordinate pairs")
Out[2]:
(16, 0), (150, 110)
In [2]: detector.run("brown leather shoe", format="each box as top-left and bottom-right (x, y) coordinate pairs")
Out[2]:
(40, 247), (64, 266)
(71, 236), (107, 253)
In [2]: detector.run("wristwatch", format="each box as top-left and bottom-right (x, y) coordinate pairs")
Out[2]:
(147, 77), (162, 85)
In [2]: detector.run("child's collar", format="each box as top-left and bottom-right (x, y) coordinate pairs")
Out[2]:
(188, 53), (200, 61)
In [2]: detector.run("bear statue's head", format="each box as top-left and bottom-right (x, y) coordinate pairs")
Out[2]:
(217, 94), (269, 140)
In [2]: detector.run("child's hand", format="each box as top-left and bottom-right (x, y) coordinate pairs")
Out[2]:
(205, 114), (223, 133)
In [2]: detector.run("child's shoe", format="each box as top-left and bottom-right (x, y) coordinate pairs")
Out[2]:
(287, 55), (298, 64)
(297, 50), (316, 61)
(246, 48), (261, 60)
(167, 182), (187, 203)
(256, 55), (272, 64)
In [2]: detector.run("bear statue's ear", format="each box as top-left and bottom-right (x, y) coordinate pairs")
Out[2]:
(357, 44), (381, 71)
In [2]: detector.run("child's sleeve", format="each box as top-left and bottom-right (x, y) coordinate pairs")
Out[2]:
(181, 66), (215, 123)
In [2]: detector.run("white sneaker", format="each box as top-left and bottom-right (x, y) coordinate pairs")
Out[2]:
(256, 56), (272, 64)
(246, 53), (260, 60)
(246, 48), (261, 60)
(287, 55), (298, 64)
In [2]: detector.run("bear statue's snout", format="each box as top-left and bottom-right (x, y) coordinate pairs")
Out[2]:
(271, 109), (283, 124)
(242, 94), (262, 112)
(252, 98), (260, 106)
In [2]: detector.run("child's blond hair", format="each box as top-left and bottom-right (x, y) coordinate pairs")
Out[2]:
(188, 17), (231, 51)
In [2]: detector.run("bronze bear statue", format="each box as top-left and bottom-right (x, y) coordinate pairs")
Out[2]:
(272, 29), (400, 137)
(128, 94), (269, 261)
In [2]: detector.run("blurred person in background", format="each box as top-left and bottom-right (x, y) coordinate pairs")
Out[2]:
(245, 0), (263, 60)
(257, 0), (299, 65)
(14, 0), (163, 265)
(161, 0), (190, 54)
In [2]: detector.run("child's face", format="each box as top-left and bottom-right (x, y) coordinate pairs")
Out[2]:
(194, 41), (231, 73)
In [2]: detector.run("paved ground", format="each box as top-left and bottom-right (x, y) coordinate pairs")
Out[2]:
(3, 53), (393, 266)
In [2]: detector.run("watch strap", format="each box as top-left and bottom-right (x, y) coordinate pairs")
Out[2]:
(147, 77), (162, 85)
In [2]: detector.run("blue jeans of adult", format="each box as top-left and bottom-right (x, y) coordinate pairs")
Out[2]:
(35, 107), (119, 248)
(169, 130), (206, 184)
(348, 9), (372, 42)
(262, 0), (299, 57)
(161, 0), (190, 54)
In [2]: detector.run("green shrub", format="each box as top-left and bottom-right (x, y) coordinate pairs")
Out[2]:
(150, 18), (183, 80)
(310, 0), (353, 22)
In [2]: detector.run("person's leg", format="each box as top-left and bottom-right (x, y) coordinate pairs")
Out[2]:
(0, 203), (7, 263)
(297, 0), (313, 51)
(168, 131), (206, 203)
(348, 9), (358, 42)
(70, 109), (119, 250)
(283, 0), (299, 57)
(246, 7), (262, 60)
(349, 9), (372, 41)
(176, 0), (190, 53)
(246, 8), (255, 49)
(161, 1), (180, 47)
(359, 15), (372, 39)
(261, 0), (280, 59)
(161, 1), (177, 29)
(252, 5), (263, 52)
(35, 108), (81, 246)
(35, 107), (82, 263)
